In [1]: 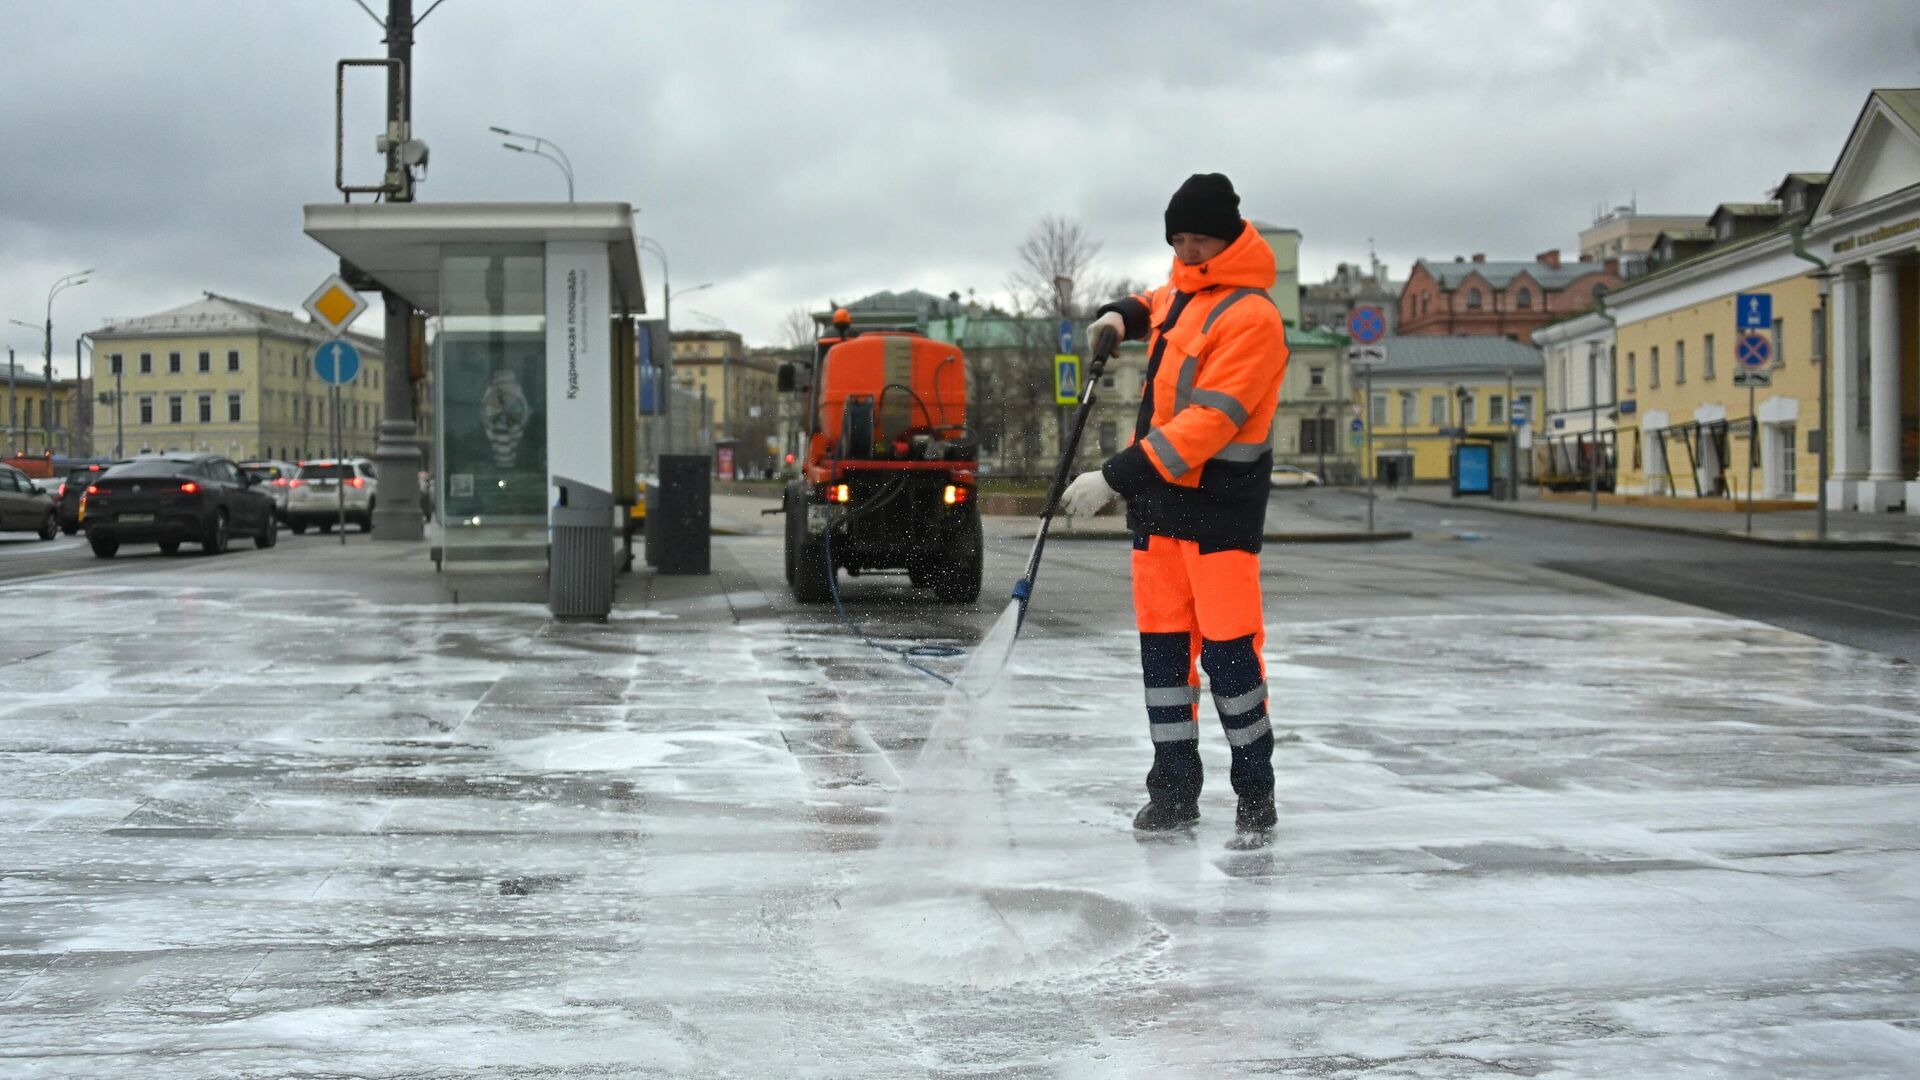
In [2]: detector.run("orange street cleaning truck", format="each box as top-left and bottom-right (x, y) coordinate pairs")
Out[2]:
(778, 310), (981, 604)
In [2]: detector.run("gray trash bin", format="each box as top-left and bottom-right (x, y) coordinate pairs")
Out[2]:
(550, 476), (615, 619)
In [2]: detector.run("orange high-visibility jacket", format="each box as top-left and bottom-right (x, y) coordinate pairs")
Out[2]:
(1099, 221), (1290, 552)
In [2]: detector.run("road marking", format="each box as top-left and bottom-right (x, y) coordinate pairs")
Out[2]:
(1685, 576), (1920, 625)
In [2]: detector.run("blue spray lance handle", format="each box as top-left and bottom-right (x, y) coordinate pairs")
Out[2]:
(1011, 578), (1032, 603)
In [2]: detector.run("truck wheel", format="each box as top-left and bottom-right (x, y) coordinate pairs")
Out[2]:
(934, 515), (983, 604)
(791, 533), (834, 604)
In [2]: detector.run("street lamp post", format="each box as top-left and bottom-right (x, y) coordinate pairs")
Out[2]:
(490, 126), (574, 200)
(11, 269), (88, 455)
(1588, 340), (1600, 512)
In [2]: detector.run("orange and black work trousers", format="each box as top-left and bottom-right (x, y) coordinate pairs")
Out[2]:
(1131, 534), (1272, 804)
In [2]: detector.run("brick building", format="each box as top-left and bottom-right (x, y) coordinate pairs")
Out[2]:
(1397, 251), (1621, 343)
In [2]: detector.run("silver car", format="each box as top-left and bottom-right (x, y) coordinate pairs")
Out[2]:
(0, 464), (59, 540)
(239, 459), (299, 521)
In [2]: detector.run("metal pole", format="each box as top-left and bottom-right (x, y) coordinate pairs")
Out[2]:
(1588, 341), (1599, 511)
(1815, 276), (1831, 541)
(371, 0), (424, 541)
(1316, 404), (1327, 483)
(74, 336), (86, 456)
(115, 359), (124, 459)
(1364, 367), (1375, 534)
(1505, 368), (1515, 500)
(335, 385), (346, 545)
(1745, 381), (1756, 536)
(6, 347), (15, 452)
(43, 311), (54, 453)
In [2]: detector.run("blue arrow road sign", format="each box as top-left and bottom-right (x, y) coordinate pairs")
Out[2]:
(1349, 417), (1364, 433)
(1736, 292), (1772, 330)
(1347, 305), (1385, 345)
(1057, 318), (1074, 354)
(314, 339), (362, 385)
(1737, 333), (1772, 369)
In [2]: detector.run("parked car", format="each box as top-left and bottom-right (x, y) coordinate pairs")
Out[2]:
(81, 453), (277, 558)
(1270, 465), (1324, 488)
(287, 458), (378, 533)
(239, 459), (299, 522)
(0, 463), (58, 540)
(56, 463), (114, 534)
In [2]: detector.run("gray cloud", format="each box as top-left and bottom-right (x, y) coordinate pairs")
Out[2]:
(3, 0), (1915, 370)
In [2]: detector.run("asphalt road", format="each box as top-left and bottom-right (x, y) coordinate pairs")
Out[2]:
(1303, 489), (1920, 665)
(6, 488), (1917, 665)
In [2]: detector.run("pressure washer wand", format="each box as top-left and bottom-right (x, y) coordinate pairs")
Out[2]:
(1012, 346), (1112, 633)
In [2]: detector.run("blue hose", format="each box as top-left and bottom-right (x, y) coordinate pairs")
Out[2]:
(823, 514), (957, 686)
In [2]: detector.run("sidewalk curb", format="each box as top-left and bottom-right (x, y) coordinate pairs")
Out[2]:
(1398, 495), (1920, 551)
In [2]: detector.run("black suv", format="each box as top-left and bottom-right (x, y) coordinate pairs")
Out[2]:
(82, 453), (279, 558)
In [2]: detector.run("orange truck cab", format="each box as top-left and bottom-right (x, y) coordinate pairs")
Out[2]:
(779, 312), (982, 603)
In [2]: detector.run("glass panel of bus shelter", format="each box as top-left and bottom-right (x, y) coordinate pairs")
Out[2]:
(436, 244), (548, 571)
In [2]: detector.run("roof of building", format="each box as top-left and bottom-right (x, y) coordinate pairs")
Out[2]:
(1656, 227), (1717, 243)
(1414, 258), (1606, 291)
(0, 362), (76, 388)
(1710, 202), (1783, 219)
(1375, 335), (1544, 375)
(1249, 220), (1301, 236)
(1285, 324), (1349, 349)
(1874, 88), (1920, 136)
(834, 289), (964, 319)
(90, 292), (381, 350)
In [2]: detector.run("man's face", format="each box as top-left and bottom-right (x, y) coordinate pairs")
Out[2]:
(1171, 232), (1231, 266)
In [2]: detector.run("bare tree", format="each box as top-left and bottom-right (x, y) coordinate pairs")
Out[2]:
(1010, 215), (1104, 318)
(776, 306), (816, 351)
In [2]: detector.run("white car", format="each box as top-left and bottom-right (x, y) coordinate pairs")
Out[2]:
(1270, 466), (1324, 488)
(287, 458), (378, 533)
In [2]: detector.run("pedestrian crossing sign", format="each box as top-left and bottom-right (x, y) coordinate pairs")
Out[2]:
(1054, 354), (1080, 405)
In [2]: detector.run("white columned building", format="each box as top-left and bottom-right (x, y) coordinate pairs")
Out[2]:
(1810, 89), (1920, 515)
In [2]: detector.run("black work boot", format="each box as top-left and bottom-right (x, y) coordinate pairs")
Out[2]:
(1132, 798), (1200, 832)
(1224, 794), (1276, 850)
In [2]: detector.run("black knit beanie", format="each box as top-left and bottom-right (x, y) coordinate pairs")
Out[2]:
(1164, 173), (1243, 244)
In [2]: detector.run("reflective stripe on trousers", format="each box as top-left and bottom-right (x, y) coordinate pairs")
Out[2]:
(1132, 534), (1274, 801)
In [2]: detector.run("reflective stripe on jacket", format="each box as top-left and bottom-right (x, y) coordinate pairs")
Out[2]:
(1098, 221), (1290, 552)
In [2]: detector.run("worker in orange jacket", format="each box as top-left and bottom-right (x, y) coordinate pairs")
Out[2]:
(1060, 173), (1290, 845)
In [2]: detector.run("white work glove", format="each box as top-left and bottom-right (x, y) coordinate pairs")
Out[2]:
(1059, 469), (1118, 517)
(1089, 311), (1126, 360)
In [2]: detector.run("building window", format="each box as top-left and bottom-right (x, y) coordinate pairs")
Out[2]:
(1515, 288), (1532, 310)
(1703, 334), (1716, 380)
(168, 352), (181, 374)
(1649, 345), (1661, 388)
(1460, 394), (1477, 426)
(1773, 318), (1786, 366)
(1430, 395), (1447, 425)
(197, 394), (213, 423)
(1370, 393), (1387, 425)
(106, 353), (122, 376)
(227, 393), (242, 422)
(168, 395), (183, 424)
(197, 350), (211, 373)
(1627, 351), (1637, 392)
(1309, 366), (1326, 389)
(139, 352), (153, 374)
(139, 396), (154, 424)
(1466, 289), (1483, 310)
(1490, 394), (1506, 422)
(227, 349), (241, 372)
(1675, 340), (1687, 384)
(1400, 392), (1416, 426)
(1298, 416), (1336, 453)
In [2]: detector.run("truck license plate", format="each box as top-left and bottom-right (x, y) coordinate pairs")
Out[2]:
(807, 504), (830, 534)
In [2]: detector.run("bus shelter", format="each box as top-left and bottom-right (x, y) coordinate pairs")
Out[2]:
(303, 202), (643, 590)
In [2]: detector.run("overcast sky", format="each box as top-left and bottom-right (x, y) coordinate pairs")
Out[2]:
(4, 0), (1916, 374)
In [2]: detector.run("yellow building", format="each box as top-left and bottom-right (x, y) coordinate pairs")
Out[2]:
(88, 293), (385, 462)
(2, 358), (90, 457)
(1607, 176), (1831, 501)
(670, 329), (780, 473)
(1359, 336), (1543, 485)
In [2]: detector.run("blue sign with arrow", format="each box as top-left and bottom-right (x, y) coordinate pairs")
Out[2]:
(314, 339), (362, 385)
(1057, 318), (1074, 354)
(1736, 293), (1772, 330)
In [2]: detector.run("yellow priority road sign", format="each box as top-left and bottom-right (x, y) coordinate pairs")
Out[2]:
(303, 274), (369, 336)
